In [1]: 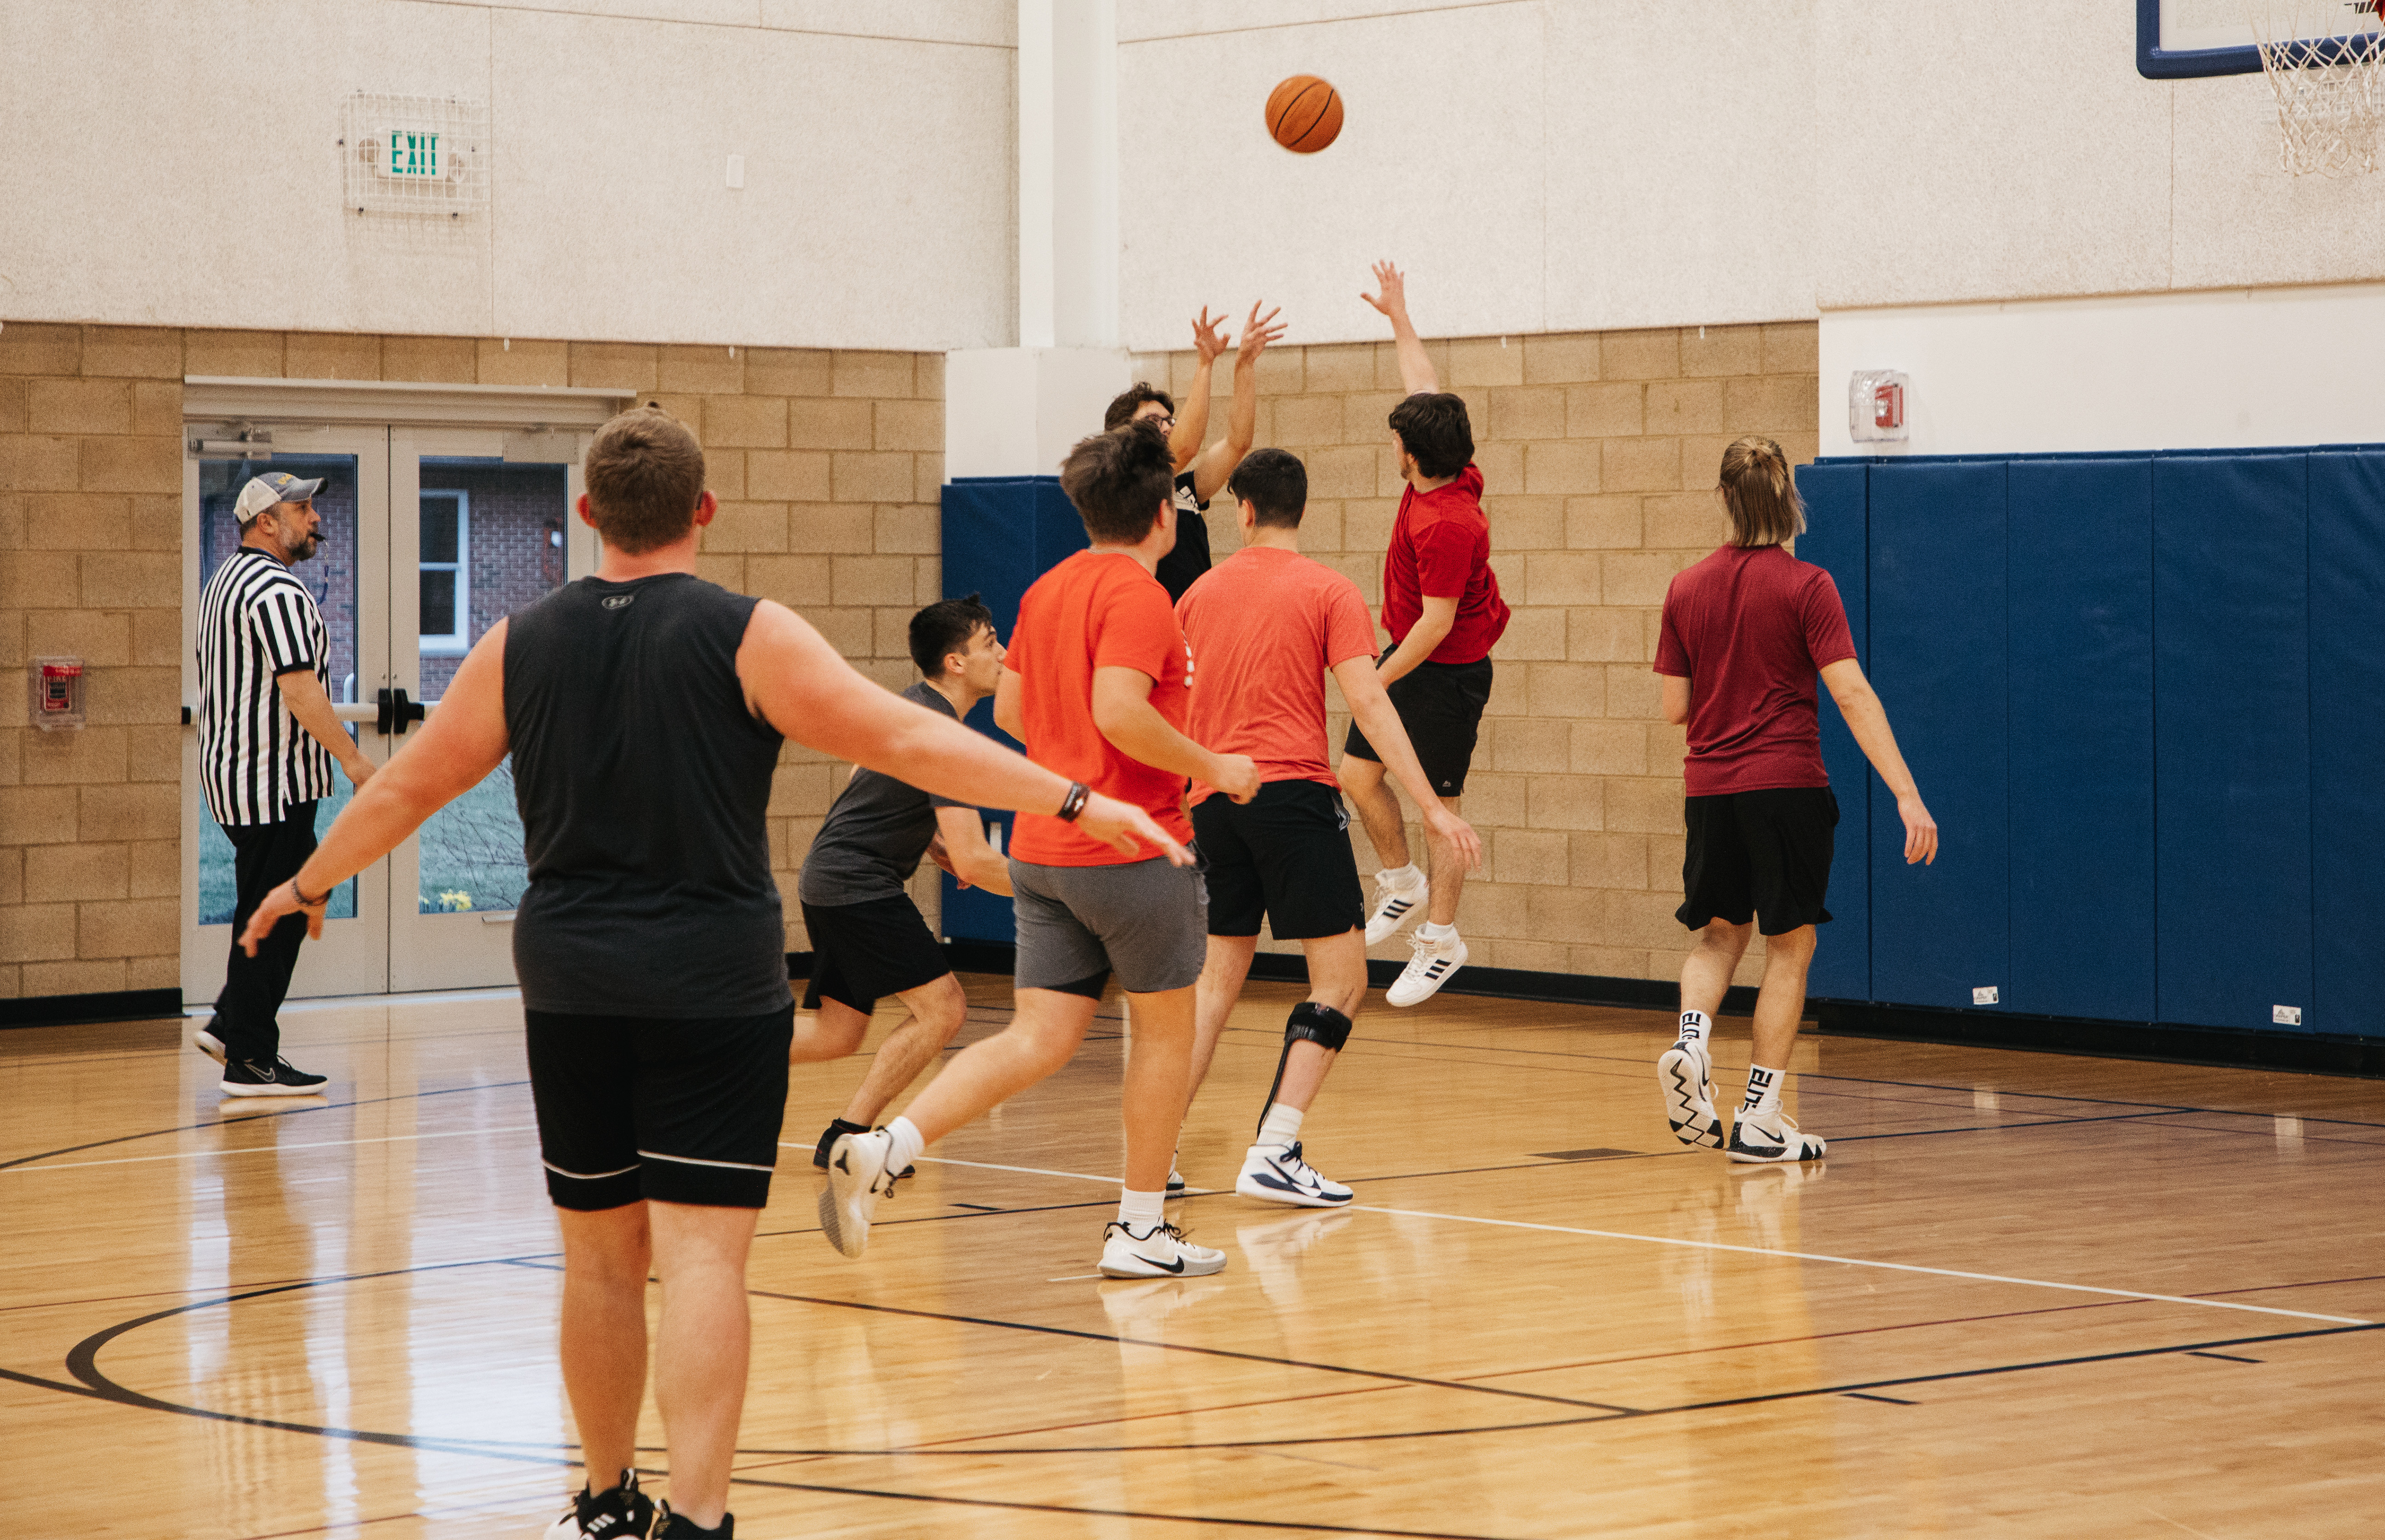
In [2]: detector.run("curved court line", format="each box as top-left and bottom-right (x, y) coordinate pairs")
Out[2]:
(1353, 1205), (2372, 1325)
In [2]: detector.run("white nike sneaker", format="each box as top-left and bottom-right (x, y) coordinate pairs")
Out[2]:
(1098, 1219), (1227, 1278)
(1385, 928), (1466, 1007)
(1235, 1140), (1353, 1208)
(1363, 868), (1429, 945)
(1658, 1038), (1723, 1149)
(1727, 1106), (1827, 1164)
(820, 1128), (898, 1257)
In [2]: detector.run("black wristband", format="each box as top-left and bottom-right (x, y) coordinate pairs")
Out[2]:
(1057, 781), (1089, 823)
(291, 877), (331, 908)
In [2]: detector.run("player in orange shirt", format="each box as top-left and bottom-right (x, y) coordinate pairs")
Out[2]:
(1177, 449), (1480, 1205)
(821, 421), (1261, 1278)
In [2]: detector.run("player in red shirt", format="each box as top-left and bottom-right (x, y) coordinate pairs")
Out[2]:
(1340, 261), (1510, 1007)
(1652, 437), (1939, 1162)
(821, 420), (1262, 1278)
(1176, 448), (1481, 1207)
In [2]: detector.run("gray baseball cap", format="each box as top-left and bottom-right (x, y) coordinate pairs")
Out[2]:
(234, 471), (326, 523)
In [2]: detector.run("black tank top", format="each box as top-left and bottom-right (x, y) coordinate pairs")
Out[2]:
(504, 572), (789, 1017)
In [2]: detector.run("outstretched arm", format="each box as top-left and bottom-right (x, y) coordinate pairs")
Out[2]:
(1362, 260), (1436, 396)
(1188, 302), (1286, 502)
(1333, 654), (1481, 869)
(1170, 308), (1229, 472)
(1090, 665), (1260, 803)
(1820, 657), (1938, 865)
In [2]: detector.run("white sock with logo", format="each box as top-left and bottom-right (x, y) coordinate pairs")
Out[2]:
(884, 1116), (926, 1174)
(1257, 1103), (1304, 1150)
(1677, 1010), (1711, 1047)
(1378, 862), (1424, 890)
(1740, 1065), (1784, 1117)
(1117, 1187), (1166, 1231)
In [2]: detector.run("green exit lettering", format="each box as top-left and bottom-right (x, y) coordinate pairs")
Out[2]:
(386, 129), (440, 177)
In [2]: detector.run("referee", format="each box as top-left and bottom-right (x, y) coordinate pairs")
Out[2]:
(192, 471), (376, 1096)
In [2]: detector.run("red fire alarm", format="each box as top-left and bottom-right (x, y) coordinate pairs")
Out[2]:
(30, 657), (85, 732)
(1848, 370), (1909, 442)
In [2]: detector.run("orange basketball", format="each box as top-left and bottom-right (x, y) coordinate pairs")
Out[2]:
(1266, 74), (1343, 154)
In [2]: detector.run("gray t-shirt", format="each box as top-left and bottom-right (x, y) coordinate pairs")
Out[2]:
(797, 681), (972, 907)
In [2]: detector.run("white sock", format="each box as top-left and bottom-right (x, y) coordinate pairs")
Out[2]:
(1256, 1103), (1304, 1149)
(1740, 1064), (1783, 1116)
(1416, 920), (1455, 943)
(1117, 1187), (1166, 1229)
(884, 1116), (926, 1174)
(1378, 862), (1424, 888)
(1678, 1010), (1711, 1047)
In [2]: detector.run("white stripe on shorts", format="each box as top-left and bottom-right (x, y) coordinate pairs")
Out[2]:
(636, 1149), (776, 1174)
(542, 1160), (641, 1181)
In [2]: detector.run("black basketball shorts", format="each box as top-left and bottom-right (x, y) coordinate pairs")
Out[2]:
(800, 895), (950, 1014)
(1193, 779), (1367, 941)
(526, 1005), (794, 1211)
(1676, 787), (1838, 937)
(1341, 653), (1494, 797)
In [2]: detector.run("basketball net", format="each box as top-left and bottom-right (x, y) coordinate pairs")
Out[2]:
(2250, 2), (2385, 175)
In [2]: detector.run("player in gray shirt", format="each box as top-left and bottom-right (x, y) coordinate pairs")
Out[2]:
(792, 595), (1012, 1169)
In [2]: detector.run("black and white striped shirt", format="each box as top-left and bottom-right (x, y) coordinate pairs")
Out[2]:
(197, 548), (335, 826)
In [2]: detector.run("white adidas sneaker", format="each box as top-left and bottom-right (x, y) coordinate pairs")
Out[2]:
(1363, 868), (1429, 945)
(1658, 1038), (1723, 1149)
(1386, 928), (1466, 1007)
(820, 1128), (899, 1257)
(1727, 1106), (1827, 1164)
(1098, 1219), (1228, 1278)
(1235, 1140), (1353, 1208)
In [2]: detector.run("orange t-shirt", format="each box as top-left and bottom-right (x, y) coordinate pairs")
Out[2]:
(1177, 546), (1380, 804)
(1006, 550), (1195, 866)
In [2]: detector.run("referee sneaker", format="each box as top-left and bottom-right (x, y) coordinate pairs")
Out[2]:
(193, 470), (376, 1096)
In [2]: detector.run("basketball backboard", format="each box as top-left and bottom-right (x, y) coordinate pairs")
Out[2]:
(2139, 0), (2382, 77)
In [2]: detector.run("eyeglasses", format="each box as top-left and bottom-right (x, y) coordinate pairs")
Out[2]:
(1144, 413), (1176, 429)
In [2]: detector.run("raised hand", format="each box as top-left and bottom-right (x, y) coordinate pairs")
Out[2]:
(1190, 307), (1230, 365)
(1237, 301), (1287, 364)
(1361, 259), (1408, 320)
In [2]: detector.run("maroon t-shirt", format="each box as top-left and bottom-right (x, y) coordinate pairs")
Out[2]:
(1382, 463), (1510, 664)
(1653, 544), (1857, 797)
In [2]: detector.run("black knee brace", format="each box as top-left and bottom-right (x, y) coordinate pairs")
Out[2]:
(1259, 1002), (1354, 1132)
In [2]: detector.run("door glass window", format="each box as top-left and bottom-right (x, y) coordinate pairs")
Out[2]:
(415, 458), (571, 914)
(194, 455), (360, 922)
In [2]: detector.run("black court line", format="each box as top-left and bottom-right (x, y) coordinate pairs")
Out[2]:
(2185, 1351), (2263, 1363)
(0, 1077), (534, 1171)
(1841, 1391), (1916, 1405)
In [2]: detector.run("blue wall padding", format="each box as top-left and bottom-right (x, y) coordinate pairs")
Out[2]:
(1865, 461), (2009, 1009)
(2007, 458), (2157, 1021)
(2152, 454), (2313, 1030)
(1793, 461), (1871, 1001)
(937, 476), (1088, 944)
(2307, 452), (2385, 1036)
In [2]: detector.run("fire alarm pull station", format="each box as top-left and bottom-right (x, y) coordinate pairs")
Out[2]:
(30, 657), (85, 732)
(1848, 370), (1909, 442)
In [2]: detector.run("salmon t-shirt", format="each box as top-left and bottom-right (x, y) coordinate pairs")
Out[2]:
(1177, 547), (1379, 804)
(1006, 550), (1196, 866)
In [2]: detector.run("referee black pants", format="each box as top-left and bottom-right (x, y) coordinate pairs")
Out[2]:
(214, 801), (318, 1065)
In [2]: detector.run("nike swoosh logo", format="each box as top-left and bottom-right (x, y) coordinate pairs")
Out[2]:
(1142, 1254), (1187, 1274)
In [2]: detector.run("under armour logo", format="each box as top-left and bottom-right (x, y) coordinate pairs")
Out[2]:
(601, 594), (634, 610)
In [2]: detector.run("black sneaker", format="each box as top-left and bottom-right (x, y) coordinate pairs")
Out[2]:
(220, 1057), (329, 1097)
(812, 1117), (869, 1169)
(545, 1470), (654, 1540)
(652, 1500), (731, 1539)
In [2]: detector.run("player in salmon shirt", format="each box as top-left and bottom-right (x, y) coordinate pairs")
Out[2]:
(821, 420), (1261, 1278)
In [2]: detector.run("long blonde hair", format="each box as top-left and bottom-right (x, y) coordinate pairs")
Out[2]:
(1718, 436), (1804, 547)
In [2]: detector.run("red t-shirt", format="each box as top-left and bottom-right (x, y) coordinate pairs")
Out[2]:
(1176, 546), (1380, 803)
(1006, 550), (1195, 866)
(1653, 544), (1857, 797)
(1382, 463), (1510, 664)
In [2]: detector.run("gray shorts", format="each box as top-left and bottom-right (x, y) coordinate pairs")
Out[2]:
(1009, 855), (1208, 995)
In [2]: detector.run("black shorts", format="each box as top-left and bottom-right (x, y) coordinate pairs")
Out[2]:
(800, 895), (950, 1013)
(526, 1005), (794, 1210)
(1193, 780), (1366, 941)
(1341, 653), (1493, 797)
(1676, 787), (1838, 937)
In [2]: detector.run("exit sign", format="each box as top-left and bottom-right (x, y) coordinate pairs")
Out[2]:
(381, 128), (442, 178)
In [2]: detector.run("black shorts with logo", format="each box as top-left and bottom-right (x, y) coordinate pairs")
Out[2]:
(800, 894), (951, 1014)
(527, 1005), (794, 1211)
(1341, 653), (1494, 797)
(1676, 787), (1838, 937)
(1193, 780), (1367, 941)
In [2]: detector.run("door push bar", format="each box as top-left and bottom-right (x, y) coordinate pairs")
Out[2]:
(376, 687), (426, 736)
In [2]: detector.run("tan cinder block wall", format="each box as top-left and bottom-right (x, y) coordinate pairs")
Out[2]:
(1128, 323), (1820, 985)
(0, 322), (941, 1000)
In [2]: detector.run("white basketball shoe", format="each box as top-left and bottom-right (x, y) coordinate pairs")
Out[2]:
(1386, 927), (1466, 1007)
(1098, 1219), (1228, 1278)
(1658, 1037), (1724, 1149)
(1363, 867), (1430, 945)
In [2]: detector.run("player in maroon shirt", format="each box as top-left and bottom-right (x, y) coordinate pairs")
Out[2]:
(1652, 437), (1938, 1162)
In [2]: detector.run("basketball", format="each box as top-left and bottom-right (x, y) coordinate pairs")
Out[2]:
(1266, 74), (1343, 153)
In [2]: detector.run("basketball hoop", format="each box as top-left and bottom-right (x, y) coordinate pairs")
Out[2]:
(2249, 2), (2385, 175)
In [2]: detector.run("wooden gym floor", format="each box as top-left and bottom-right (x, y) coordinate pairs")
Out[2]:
(2, 977), (2379, 1539)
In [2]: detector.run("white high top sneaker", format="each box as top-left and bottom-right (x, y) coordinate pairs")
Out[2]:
(1363, 866), (1429, 945)
(820, 1128), (899, 1256)
(1658, 1036), (1723, 1149)
(1386, 927), (1466, 1007)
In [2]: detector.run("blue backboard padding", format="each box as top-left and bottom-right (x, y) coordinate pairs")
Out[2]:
(2008, 459), (2156, 1022)
(1866, 461), (2010, 1009)
(936, 476), (1087, 945)
(2153, 454), (2313, 1030)
(1793, 461), (1870, 1000)
(2307, 452), (2385, 1036)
